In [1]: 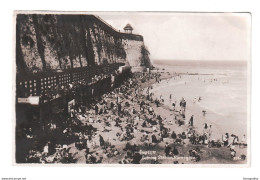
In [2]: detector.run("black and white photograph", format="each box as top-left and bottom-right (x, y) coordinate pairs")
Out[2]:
(14, 11), (250, 165)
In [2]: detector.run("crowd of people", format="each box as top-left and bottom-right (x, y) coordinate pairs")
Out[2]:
(21, 70), (247, 164)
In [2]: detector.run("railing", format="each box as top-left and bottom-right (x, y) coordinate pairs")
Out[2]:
(16, 63), (124, 98)
(92, 15), (143, 41)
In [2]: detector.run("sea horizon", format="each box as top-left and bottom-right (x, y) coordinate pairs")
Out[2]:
(152, 59), (248, 68)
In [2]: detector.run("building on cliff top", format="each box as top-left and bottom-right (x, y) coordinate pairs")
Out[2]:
(123, 23), (133, 34)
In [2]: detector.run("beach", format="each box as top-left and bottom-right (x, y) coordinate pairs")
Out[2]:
(20, 60), (248, 164)
(150, 60), (248, 140)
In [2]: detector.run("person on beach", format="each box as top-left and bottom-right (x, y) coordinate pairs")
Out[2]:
(117, 103), (122, 115)
(160, 95), (164, 103)
(189, 115), (194, 126)
(207, 125), (212, 140)
(95, 105), (99, 115)
(180, 98), (186, 113)
(149, 93), (153, 102)
(230, 149), (236, 159)
(203, 123), (208, 129)
(222, 133), (229, 146)
(165, 142), (171, 157)
(172, 146), (179, 156)
(230, 134), (239, 145)
(202, 110), (206, 116)
(117, 96), (120, 104)
(240, 134), (247, 147)
(110, 101), (114, 109)
(155, 98), (160, 107)
(171, 131), (177, 139)
(193, 98), (197, 103)
(135, 89), (138, 97)
(172, 101), (176, 111)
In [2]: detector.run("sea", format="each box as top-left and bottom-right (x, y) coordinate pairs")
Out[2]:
(151, 60), (249, 139)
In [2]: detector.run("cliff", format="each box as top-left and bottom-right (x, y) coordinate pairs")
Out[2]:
(16, 14), (152, 75)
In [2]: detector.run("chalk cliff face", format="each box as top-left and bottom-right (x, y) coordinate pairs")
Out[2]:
(123, 39), (143, 67)
(16, 14), (152, 75)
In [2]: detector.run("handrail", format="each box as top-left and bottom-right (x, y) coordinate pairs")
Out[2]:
(16, 63), (124, 98)
(92, 15), (143, 41)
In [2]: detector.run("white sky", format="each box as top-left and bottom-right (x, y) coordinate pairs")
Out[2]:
(97, 12), (251, 61)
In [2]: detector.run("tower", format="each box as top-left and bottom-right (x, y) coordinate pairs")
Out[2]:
(123, 23), (133, 34)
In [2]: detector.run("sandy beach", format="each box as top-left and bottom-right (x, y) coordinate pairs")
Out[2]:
(21, 63), (248, 164)
(150, 61), (248, 140)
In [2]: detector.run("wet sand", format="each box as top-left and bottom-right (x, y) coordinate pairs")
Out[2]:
(148, 67), (247, 140)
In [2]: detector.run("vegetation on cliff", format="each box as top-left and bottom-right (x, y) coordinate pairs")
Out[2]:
(16, 14), (130, 74)
(141, 45), (152, 68)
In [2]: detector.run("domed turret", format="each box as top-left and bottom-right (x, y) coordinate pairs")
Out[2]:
(123, 23), (133, 34)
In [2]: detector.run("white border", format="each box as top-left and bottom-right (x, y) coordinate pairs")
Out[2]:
(1, 0), (260, 180)
(12, 10), (251, 168)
